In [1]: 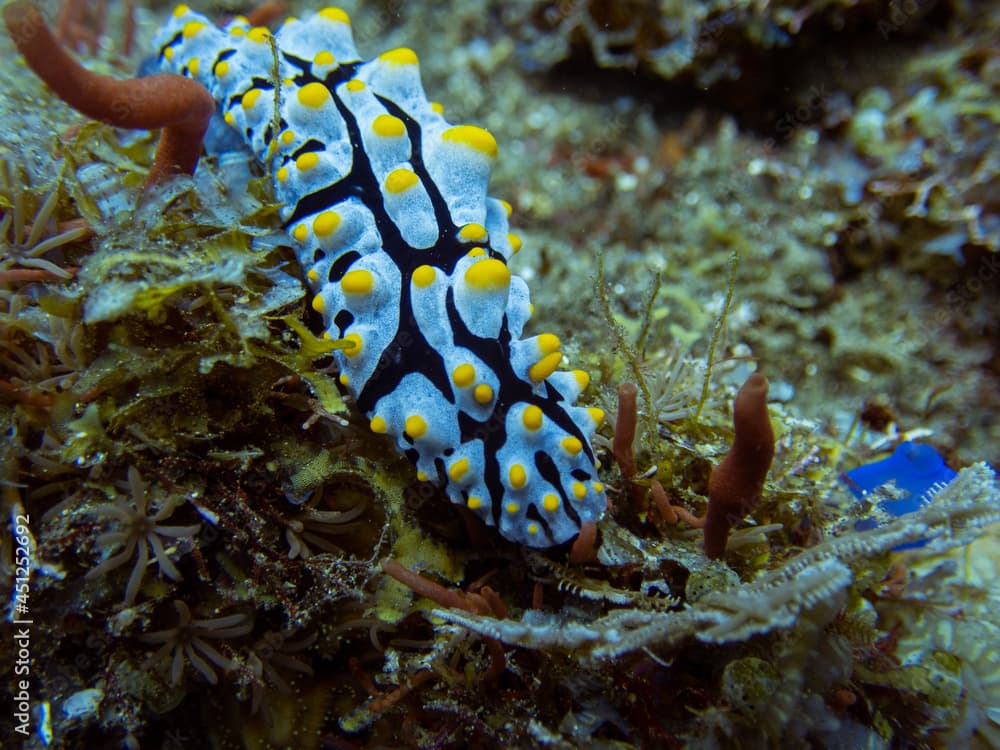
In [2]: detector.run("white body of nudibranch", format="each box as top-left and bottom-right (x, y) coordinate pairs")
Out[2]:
(153, 5), (606, 546)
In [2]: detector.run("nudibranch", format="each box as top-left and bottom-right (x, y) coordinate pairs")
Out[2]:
(152, 6), (606, 546)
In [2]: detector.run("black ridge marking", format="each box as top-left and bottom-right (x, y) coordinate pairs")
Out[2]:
(543, 379), (566, 405)
(249, 76), (275, 91)
(292, 139), (326, 158)
(226, 82), (276, 112)
(159, 32), (182, 60)
(281, 52), (312, 73)
(525, 504), (554, 543)
(443, 288), (595, 521)
(446, 290), (590, 455)
(457, 410), (499, 447)
(333, 310), (354, 337)
(570, 468), (591, 481)
(328, 251), (360, 282)
(377, 96), (504, 271)
(281, 69), (456, 415)
(433, 456), (446, 485)
(313, 249), (327, 263)
(213, 48), (238, 67)
(536, 451), (581, 527)
(263, 124), (274, 144)
(405, 448), (419, 464)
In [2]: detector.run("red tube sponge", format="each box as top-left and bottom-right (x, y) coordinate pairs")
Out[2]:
(703, 373), (775, 559)
(4, 1), (215, 187)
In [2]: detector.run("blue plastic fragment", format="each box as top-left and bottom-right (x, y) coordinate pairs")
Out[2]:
(843, 441), (958, 516)
(842, 442), (959, 549)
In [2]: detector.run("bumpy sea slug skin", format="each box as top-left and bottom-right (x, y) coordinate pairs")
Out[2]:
(153, 6), (606, 546)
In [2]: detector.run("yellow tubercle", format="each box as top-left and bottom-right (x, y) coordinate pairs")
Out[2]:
(307, 269), (319, 282)
(187, 57), (199, 76)
(313, 50), (335, 66)
(247, 26), (271, 43)
(345, 79), (365, 92)
(385, 169), (418, 194)
(229, 26), (245, 37)
(542, 493), (560, 512)
(412, 265), (436, 287)
(458, 223), (488, 242)
(372, 114), (406, 138)
(319, 7), (350, 24)
(507, 233), (523, 254)
(464, 258), (510, 291)
(587, 407), (606, 427)
(379, 48), (418, 65)
(339, 373), (349, 386)
(593, 482), (605, 493)
(442, 125), (497, 158)
(452, 363), (475, 388)
(182, 20), (205, 38)
(292, 223), (308, 242)
(572, 369), (591, 391)
(449, 458), (470, 482)
(527, 523), (539, 535)
(505, 502), (519, 515)
(499, 199), (513, 217)
(280, 129), (295, 145)
(416, 471), (428, 482)
(405, 414), (427, 439)
(242, 88), (262, 109)
(474, 383), (493, 404)
(528, 352), (562, 383)
(343, 332), (363, 357)
(561, 436), (583, 456)
(214, 60), (230, 78)
(313, 210), (341, 237)
(572, 482), (587, 499)
(341, 269), (374, 295)
(537, 333), (561, 354)
(369, 415), (387, 434)
(522, 405), (543, 431)
(172, 5), (190, 18)
(298, 82), (331, 108)
(509, 464), (527, 489)
(296, 152), (320, 171)
(311, 295), (325, 314)
(467, 496), (483, 510)
(431, 101), (444, 115)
